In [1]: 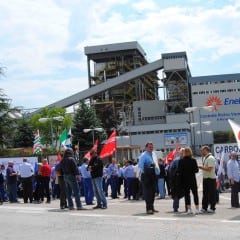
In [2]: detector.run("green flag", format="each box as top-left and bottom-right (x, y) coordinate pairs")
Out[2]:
(59, 129), (67, 144)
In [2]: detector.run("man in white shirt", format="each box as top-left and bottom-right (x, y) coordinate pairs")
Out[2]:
(19, 158), (34, 203)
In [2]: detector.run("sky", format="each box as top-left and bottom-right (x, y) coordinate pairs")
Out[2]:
(0, 0), (240, 112)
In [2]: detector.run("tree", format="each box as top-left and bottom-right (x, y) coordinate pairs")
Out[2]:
(0, 88), (21, 148)
(13, 118), (34, 148)
(30, 107), (72, 150)
(72, 101), (105, 156)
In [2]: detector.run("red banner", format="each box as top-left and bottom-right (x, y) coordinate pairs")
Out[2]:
(165, 145), (180, 165)
(99, 130), (117, 158)
(84, 139), (99, 160)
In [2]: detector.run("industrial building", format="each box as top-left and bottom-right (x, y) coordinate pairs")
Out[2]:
(39, 41), (240, 153)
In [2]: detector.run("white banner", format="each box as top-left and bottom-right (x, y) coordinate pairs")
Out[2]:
(0, 157), (38, 173)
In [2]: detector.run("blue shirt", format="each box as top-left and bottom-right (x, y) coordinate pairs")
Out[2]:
(19, 162), (33, 178)
(227, 159), (240, 182)
(123, 165), (135, 178)
(108, 163), (118, 176)
(139, 151), (154, 173)
(80, 163), (91, 178)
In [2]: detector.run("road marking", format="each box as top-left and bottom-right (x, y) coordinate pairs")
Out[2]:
(221, 220), (240, 223)
(138, 216), (177, 221)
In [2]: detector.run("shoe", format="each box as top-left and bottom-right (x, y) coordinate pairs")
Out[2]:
(146, 210), (154, 214)
(77, 207), (85, 210)
(153, 209), (159, 213)
(187, 209), (193, 215)
(195, 209), (200, 215)
(101, 206), (107, 209)
(199, 208), (207, 214)
(69, 207), (75, 210)
(173, 209), (179, 213)
(207, 209), (215, 213)
(46, 201), (51, 204)
(92, 205), (102, 209)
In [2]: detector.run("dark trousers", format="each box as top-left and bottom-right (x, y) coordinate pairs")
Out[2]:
(141, 173), (156, 211)
(110, 176), (118, 198)
(132, 178), (140, 200)
(126, 177), (134, 199)
(202, 178), (216, 211)
(41, 176), (50, 202)
(21, 176), (33, 203)
(231, 181), (240, 207)
(58, 176), (67, 208)
(184, 182), (199, 206)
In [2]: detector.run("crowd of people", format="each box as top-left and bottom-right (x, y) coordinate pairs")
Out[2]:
(0, 143), (239, 215)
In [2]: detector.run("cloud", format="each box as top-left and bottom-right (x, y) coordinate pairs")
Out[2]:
(1, 0), (240, 109)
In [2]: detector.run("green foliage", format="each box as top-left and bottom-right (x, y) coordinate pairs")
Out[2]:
(0, 88), (21, 148)
(72, 101), (106, 155)
(13, 118), (34, 148)
(30, 107), (72, 149)
(95, 103), (119, 135)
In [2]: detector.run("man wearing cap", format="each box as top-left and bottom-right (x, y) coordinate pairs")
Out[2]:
(19, 158), (34, 203)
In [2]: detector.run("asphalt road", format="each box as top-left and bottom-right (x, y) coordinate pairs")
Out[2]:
(1, 170), (240, 240)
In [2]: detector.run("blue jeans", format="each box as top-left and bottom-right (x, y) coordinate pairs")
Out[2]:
(7, 182), (18, 202)
(64, 175), (82, 209)
(157, 178), (165, 198)
(0, 183), (8, 201)
(92, 177), (107, 208)
(82, 178), (94, 205)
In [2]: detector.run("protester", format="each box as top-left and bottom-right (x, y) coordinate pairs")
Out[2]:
(139, 142), (160, 214)
(80, 158), (94, 205)
(55, 155), (68, 210)
(157, 158), (166, 199)
(168, 148), (185, 213)
(6, 161), (18, 203)
(227, 151), (240, 208)
(19, 158), (34, 203)
(199, 145), (217, 213)
(108, 158), (119, 199)
(0, 164), (8, 202)
(59, 148), (83, 210)
(123, 160), (135, 200)
(178, 147), (200, 214)
(40, 158), (51, 203)
(88, 149), (107, 209)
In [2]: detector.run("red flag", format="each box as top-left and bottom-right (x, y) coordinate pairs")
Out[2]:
(165, 145), (180, 165)
(99, 130), (117, 158)
(84, 139), (99, 160)
(57, 152), (62, 162)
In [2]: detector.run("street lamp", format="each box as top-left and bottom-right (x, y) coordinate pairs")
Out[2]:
(39, 116), (64, 149)
(83, 127), (103, 145)
(185, 106), (213, 150)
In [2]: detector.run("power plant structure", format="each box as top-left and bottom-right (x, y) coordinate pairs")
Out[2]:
(36, 41), (240, 154)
